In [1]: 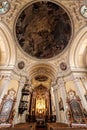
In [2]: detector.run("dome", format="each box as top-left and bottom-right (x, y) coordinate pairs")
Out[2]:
(16, 1), (72, 59)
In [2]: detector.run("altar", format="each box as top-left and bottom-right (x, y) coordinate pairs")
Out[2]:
(36, 118), (45, 126)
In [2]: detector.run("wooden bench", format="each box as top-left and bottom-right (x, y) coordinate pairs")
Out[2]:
(0, 123), (36, 130)
(48, 128), (86, 130)
(47, 122), (87, 130)
(47, 122), (69, 130)
(71, 123), (87, 128)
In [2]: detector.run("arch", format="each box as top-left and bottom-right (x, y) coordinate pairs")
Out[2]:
(0, 22), (16, 68)
(27, 62), (58, 81)
(69, 26), (87, 69)
(26, 62), (58, 90)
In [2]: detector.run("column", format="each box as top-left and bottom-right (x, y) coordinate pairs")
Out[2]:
(50, 87), (56, 115)
(49, 90), (52, 115)
(53, 84), (60, 122)
(58, 78), (68, 123)
(0, 75), (11, 103)
(73, 77), (87, 110)
(13, 76), (26, 124)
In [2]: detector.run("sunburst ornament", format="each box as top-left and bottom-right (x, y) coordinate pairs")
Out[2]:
(0, 0), (10, 15)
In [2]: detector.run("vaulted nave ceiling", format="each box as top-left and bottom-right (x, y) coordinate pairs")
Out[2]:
(0, 0), (87, 89)
(28, 63), (57, 89)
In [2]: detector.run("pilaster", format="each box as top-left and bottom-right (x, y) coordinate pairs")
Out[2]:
(53, 82), (60, 122)
(73, 77), (87, 110)
(58, 77), (68, 123)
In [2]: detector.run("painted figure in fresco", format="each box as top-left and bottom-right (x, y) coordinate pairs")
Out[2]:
(0, 89), (16, 124)
(16, 1), (71, 59)
(67, 90), (85, 123)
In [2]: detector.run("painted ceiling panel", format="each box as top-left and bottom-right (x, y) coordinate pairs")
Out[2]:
(16, 1), (72, 59)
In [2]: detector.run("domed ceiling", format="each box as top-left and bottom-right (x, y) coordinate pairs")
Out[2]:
(16, 1), (72, 59)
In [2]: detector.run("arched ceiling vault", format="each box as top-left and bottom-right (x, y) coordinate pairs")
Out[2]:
(0, 22), (16, 68)
(27, 63), (57, 89)
(28, 63), (57, 79)
(69, 26), (87, 70)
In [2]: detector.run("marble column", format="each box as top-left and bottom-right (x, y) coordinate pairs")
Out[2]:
(53, 84), (60, 122)
(73, 77), (87, 110)
(58, 78), (68, 123)
(13, 76), (26, 124)
(49, 90), (52, 115)
(0, 75), (11, 103)
(50, 87), (56, 115)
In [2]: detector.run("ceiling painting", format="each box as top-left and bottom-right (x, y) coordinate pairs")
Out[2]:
(16, 1), (72, 59)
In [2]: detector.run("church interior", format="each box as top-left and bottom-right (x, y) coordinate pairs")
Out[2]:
(0, 0), (87, 130)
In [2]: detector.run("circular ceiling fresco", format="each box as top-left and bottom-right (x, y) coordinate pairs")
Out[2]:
(16, 1), (72, 59)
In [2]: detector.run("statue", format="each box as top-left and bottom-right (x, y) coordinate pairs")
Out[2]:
(59, 97), (65, 122)
(59, 97), (64, 111)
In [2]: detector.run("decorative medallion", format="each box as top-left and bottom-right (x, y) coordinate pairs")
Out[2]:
(60, 62), (67, 71)
(18, 61), (25, 69)
(0, 0), (10, 15)
(80, 5), (87, 18)
(16, 1), (72, 59)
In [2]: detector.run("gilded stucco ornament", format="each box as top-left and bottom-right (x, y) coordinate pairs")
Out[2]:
(0, 0), (10, 14)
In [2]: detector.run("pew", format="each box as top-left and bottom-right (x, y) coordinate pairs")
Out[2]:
(47, 122), (69, 130)
(47, 122), (87, 130)
(0, 123), (36, 130)
(48, 128), (86, 130)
